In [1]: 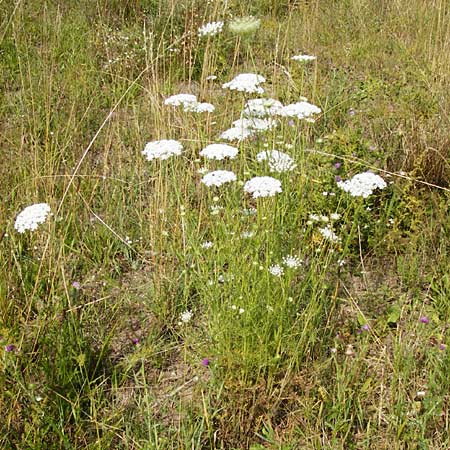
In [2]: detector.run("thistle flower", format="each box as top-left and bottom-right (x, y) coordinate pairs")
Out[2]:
(228, 16), (261, 36)
(200, 143), (238, 160)
(198, 21), (224, 37)
(14, 203), (51, 233)
(244, 176), (282, 198)
(256, 150), (297, 173)
(222, 73), (266, 94)
(337, 172), (387, 198)
(142, 140), (183, 161)
(201, 170), (237, 187)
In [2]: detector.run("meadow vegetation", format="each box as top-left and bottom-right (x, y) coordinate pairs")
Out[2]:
(1, 0), (449, 448)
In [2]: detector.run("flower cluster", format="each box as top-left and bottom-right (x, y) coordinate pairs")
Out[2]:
(142, 140), (183, 161)
(164, 94), (215, 113)
(232, 117), (277, 132)
(14, 203), (51, 233)
(244, 176), (282, 198)
(198, 21), (224, 37)
(318, 225), (341, 243)
(228, 16), (261, 36)
(279, 101), (322, 120)
(291, 54), (316, 62)
(222, 73), (266, 94)
(337, 172), (387, 198)
(256, 150), (296, 173)
(243, 98), (283, 117)
(200, 143), (238, 160)
(201, 170), (237, 187)
(219, 126), (254, 142)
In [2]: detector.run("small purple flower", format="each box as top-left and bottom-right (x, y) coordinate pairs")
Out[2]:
(201, 358), (210, 366)
(288, 119), (295, 127)
(439, 343), (446, 351)
(348, 108), (355, 116)
(132, 338), (140, 345)
(5, 344), (16, 352)
(419, 316), (430, 324)
(72, 281), (81, 290)
(335, 175), (342, 182)
(334, 162), (341, 169)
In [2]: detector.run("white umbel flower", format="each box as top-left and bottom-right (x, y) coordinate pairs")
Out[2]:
(282, 255), (303, 268)
(142, 140), (183, 161)
(200, 143), (238, 160)
(279, 101), (321, 120)
(244, 176), (282, 198)
(220, 127), (254, 142)
(291, 54), (317, 62)
(318, 225), (341, 243)
(269, 264), (284, 277)
(179, 310), (193, 324)
(337, 172), (387, 198)
(232, 118), (277, 132)
(243, 98), (284, 117)
(164, 94), (197, 107)
(256, 150), (297, 173)
(184, 101), (215, 113)
(198, 21), (224, 37)
(222, 73), (266, 94)
(14, 203), (51, 233)
(201, 170), (237, 187)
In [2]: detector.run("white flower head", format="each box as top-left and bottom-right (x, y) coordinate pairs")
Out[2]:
(222, 73), (266, 94)
(184, 101), (215, 113)
(228, 16), (261, 36)
(219, 126), (254, 142)
(232, 117), (277, 132)
(244, 176), (282, 198)
(256, 150), (297, 173)
(164, 94), (197, 107)
(337, 172), (387, 198)
(200, 143), (238, 160)
(291, 54), (317, 62)
(201, 240), (214, 249)
(244, 98), (284, 117)
(142, 140), (183, 161)
(282, 255), (303, 268)
(318, 225), (341, 243)
(201, 170), (237, 187)
(279, 101), (321, 120)
(179, 310), (193, 324)
(14, 203), (51, 233)
(269, 264), (284, 277)
(198, 21), (224, 37)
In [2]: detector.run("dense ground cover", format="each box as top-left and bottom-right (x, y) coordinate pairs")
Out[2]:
(1, 0), (449, 448)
